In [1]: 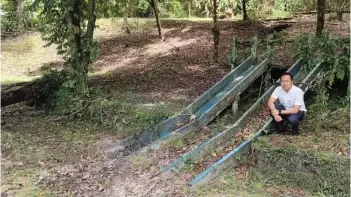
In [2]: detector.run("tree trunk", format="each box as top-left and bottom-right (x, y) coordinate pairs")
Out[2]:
(83, 0), (96, 61)
(188, 1), (191, 18)
(67, 0), (91, 96)
(242, 0), (248, 20)
(212, 0), (219, 63)
(337, 11), (343, 21)
(150, 0), (162, 40)
(16, 0), (25, 31)
(316, 0), (326, 36)
(80, 0), (96, 94)
(127, 0), (135, 18)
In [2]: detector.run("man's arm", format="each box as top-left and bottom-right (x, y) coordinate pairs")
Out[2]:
(268, 96), (283, 122)
(267, 96), (277, 112)
(279, 105), (301, 114)
(268, 87), (279, 114)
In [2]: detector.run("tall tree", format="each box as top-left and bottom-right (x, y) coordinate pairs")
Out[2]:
(126, 0), (136, 17)
(187, 0), (191, 18)
(147, 0), (162, 39)
(242, 0), (248, 20)
(212, 0), (219, 63)
(316, 0), (325, 36)
(16, 0), (25, 31)
(36, 0), (97, 96)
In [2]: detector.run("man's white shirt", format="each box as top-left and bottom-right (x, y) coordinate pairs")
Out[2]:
(271, 85), (306, 112)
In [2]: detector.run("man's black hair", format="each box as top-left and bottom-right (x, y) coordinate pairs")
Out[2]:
(281, 72), (293, 80)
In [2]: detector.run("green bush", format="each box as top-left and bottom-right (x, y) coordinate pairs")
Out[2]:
(1, 0), (41, 33)
(134, 0), (152, 17)
(305, 87), (350, 133)
(293, 32), (350, 87)
(274, 0), (316, 12)
(1, 0), (17, 32)
(34, 69), (70, 108)
(159, 0), (187, 18)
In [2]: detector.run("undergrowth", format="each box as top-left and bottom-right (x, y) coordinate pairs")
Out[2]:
(293, 32), (350, 133)
(305, 88), (349, 133)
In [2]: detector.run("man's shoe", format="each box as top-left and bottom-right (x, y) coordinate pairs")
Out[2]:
(292, 130), (300, 135)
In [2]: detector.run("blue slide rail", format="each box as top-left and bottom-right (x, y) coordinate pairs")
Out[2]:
(189, 61), (323, 187)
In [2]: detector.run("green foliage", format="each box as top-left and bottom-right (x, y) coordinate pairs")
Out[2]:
(1, 0), (41, 33)
(34, 69), (70, 108)
(274, 0), (316, 12)
(1, 0), (18, 32)
(96, 0), (123, 18)
(247, 0), (273, 19)
(304, 82), (349, 133)
(80, 97), (175, 135)
(158, 0), (187, 18)
(46, 85), (177, 135)
(293, 32), (350, 87)
(134, 0), (152, 17)
(34, 0), (98, 98)
(135, 106), (170, 126)
(33, 68), (95, 115)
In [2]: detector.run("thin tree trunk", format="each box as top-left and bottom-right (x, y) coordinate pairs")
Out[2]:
(81, 0), (96, 93)
(127, 0), (135, 18)
(242, 0), (248, 20)
(16, 0), (25, 31)
(316, 0), (326, 36)
(188, 1), (191, 18)
(212, 0), (219, 63)
(337, 11), (343, 21)
(84, 0), (96, 59)
(150, 0), (162, 39)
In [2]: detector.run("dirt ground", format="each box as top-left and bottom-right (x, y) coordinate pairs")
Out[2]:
(1, 14), (350, 197)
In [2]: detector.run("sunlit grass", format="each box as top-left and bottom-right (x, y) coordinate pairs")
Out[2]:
(269, 9), (293, 19)
(1, 32), (62, 84)
(1, 76), (40, 85)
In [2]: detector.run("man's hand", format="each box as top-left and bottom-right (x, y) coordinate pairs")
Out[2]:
(273, 114), (282, 122)
(271, 109), (279, 116)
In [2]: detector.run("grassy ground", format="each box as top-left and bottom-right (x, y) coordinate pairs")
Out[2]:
(194, 104), (350, 197)
(194, 137), (349, 197)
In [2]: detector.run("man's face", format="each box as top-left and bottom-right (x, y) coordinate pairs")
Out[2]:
(280, 75), (293, 91)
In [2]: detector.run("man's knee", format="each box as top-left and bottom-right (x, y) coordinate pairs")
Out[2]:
(287, 115), (299, 125)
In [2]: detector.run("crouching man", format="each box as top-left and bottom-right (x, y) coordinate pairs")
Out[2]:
(267, 72), (306, 135)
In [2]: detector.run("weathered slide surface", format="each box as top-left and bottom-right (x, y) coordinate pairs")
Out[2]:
(188, 61), (323, 186)
(161, 59), (304, 174)
(109, 56), (269, 155)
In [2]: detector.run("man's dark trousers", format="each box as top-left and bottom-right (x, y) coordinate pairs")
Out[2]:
(272, 103), (305, 133)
